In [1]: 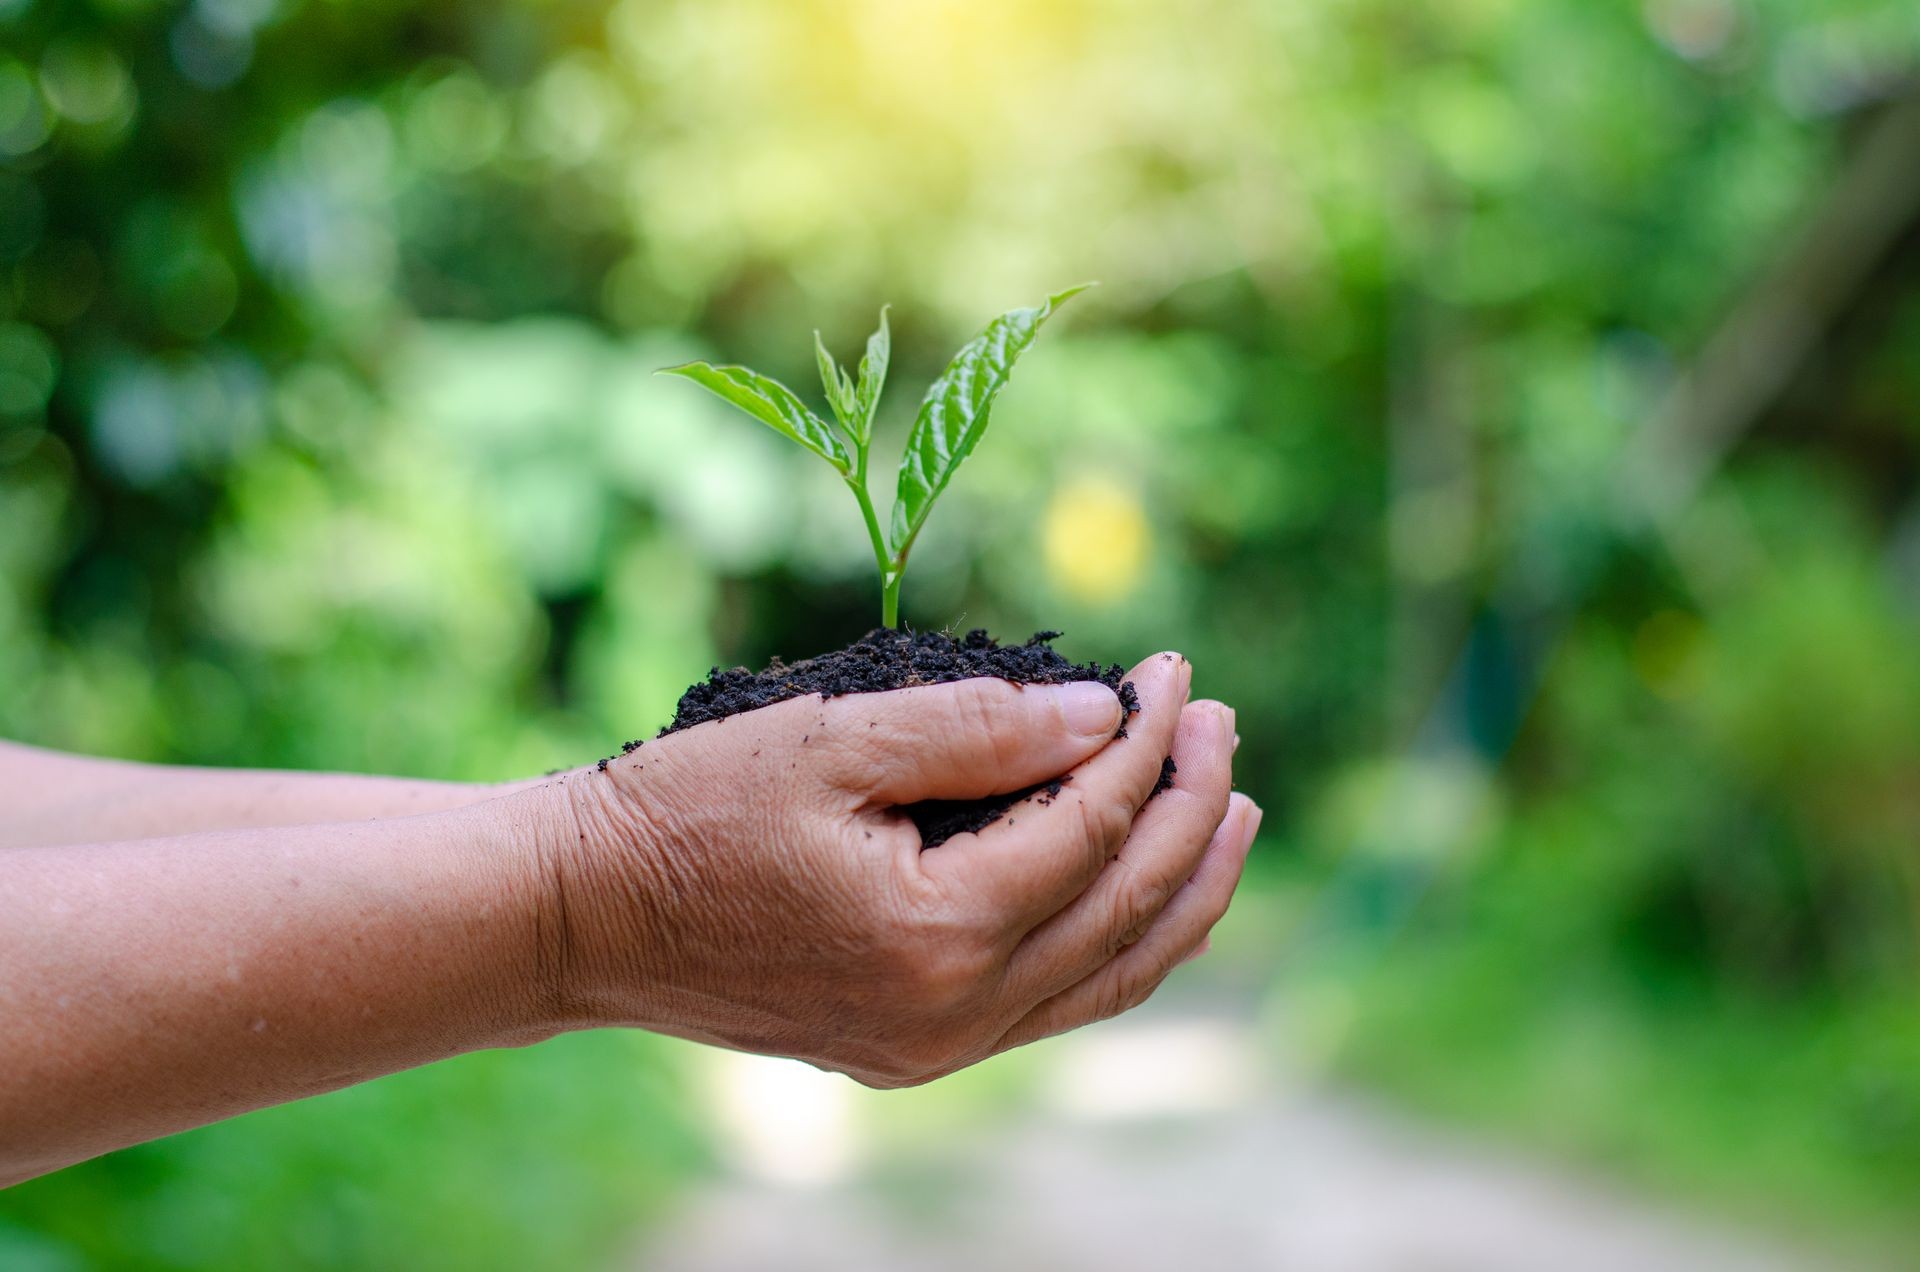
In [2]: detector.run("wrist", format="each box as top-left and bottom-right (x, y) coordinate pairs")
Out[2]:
(418, 785), (586, 1049)
(496, 773), (668, 1037)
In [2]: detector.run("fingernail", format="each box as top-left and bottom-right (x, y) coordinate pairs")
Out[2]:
(1183, 937), (1213, 964)
(1055, 682), (1123, 737)
(1232, 733), (1242, 753)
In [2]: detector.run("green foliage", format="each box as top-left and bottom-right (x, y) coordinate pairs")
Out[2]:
(664, 292), (1085, 626)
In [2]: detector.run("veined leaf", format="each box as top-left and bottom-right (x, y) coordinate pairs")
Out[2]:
(853, 307), (890, 445)
(813, 333), (859, 438)
(813, 307), (891, 448)
(889, 285), (1090, 558)
(660, 361), (851, 473)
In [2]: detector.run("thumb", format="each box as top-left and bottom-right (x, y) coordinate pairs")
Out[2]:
(819, 677), (1124, 805)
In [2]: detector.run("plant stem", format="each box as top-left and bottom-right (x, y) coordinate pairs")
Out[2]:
(881, 572), (902, 630)
(846, 472), (901, 629)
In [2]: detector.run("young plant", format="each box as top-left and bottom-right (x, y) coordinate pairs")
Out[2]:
(661, 286), (1090, 628)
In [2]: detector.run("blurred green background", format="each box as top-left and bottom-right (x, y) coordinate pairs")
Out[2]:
(4, 0), (1920, 1266)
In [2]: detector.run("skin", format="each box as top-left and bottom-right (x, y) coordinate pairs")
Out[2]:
(0, 741), (525, 849)
(0, 653), (1259, 1187)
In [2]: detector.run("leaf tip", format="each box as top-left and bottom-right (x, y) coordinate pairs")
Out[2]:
(1048, 282), (1099, 309)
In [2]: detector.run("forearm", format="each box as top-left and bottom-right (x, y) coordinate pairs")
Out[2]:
(0, 786), (570, 1186)
(0, 740), (526, 849)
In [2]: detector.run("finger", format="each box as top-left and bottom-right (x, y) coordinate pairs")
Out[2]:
(919, 651), (1192, 931)
(994, 794), (1260, 1053)
(812, 676), (1126, 805)
(1003, 699), (1236, 1003)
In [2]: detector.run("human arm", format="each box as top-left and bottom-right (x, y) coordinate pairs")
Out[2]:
(0, 796), (557, 1187)
(0, 654), (1256, 1186)
(0, 739), (526, 849)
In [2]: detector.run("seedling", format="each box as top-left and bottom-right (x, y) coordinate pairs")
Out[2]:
(661, 286), (1090, 628)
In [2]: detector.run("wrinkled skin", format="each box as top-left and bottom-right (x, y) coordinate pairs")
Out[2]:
(0, 653), (1256, 1184)
(540, 652), (1260, 1087)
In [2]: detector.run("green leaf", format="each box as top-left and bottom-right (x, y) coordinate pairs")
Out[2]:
(853, 307), (890, 444)
(813, 307), (891, 448)
(660, 361), (851, 473)
(889, 285), (1090, 559)
(813, 332), (859, 438)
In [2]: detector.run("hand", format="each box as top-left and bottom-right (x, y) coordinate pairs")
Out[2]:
(535, 652), (1260, 1087)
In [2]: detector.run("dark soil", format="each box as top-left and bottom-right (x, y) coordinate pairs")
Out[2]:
(642, 627), (1175, 848)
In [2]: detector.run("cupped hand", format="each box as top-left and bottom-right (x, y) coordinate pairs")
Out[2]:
(535, 652), (1259, 1087)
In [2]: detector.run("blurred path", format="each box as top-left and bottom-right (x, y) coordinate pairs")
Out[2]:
(631, 1007), (1855, 1272)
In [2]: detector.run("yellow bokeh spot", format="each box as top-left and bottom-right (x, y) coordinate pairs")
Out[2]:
(1043, 476), (1151, 604)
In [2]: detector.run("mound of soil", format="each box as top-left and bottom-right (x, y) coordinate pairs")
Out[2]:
(645, 627), (1174, 848)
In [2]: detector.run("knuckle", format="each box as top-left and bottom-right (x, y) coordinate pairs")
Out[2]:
(1109, 967), (1167, 1022)
(1128, 973), (1167, 1014)
(1109, 914), (1155, 961)
(951, 680), (999, 729)
(1140, 938), (1183, 987)
(1072, 793), (1133, 859)
(952, 681), (1018, 772)
(1091, 973), (1140, 1023)
(1100, 861), (1171, 957)
(1091, 948), (1180, 1024)
(1103, 889), (1143, 957)
(1134, 863), (1181, 923)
